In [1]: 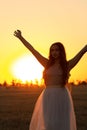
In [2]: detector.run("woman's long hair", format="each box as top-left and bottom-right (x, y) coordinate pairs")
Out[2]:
(43, 42), (68, 85)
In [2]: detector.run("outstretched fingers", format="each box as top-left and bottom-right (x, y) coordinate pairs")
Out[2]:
(14, 30), (21, 37)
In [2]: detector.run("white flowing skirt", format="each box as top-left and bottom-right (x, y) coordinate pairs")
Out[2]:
(29, 86), (77, 130)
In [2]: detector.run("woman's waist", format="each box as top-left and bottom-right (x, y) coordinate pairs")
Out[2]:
(45, 84), (65, 88)
(44, 78), (64, 85)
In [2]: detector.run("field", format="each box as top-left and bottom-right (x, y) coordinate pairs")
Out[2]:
(0, 85), (87, 130)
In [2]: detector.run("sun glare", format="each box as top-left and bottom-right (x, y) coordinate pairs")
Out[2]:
(11, 55), (44, 83)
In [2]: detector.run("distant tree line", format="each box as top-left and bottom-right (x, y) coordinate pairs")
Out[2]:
(0, 79), (87, 88)
(0, 79), (45, 88)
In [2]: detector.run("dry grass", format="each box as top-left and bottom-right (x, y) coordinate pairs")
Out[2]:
(0, 85), (87, 130)
(72, 85), (87, 130)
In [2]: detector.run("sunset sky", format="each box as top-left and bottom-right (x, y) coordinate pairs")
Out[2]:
(0, 0), (87, 84)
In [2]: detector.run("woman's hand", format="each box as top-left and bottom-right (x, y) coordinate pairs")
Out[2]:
(14, 30), (22, 38)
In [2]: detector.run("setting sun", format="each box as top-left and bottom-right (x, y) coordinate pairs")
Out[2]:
(11, 54), (44, 83)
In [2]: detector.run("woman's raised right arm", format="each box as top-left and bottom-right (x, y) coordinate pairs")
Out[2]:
(14, 30), (48, 67)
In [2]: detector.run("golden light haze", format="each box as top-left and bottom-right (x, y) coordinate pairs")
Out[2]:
(0, 0), (87, 84)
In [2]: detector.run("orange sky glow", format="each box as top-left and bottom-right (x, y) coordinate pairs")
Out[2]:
(0, 0), (87, 84)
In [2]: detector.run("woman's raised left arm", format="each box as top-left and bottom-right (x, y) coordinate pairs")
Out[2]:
(68, 45), (87, 71)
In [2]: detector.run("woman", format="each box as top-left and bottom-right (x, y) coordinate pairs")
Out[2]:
(14, 30), (87, 130)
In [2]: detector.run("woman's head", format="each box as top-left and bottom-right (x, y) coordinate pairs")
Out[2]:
(49, 42), (66, 62)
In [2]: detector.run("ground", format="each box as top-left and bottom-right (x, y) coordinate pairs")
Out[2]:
(0, 85), (87, 130)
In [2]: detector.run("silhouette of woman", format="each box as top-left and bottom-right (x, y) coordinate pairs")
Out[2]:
(14, 30), (87, 130)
